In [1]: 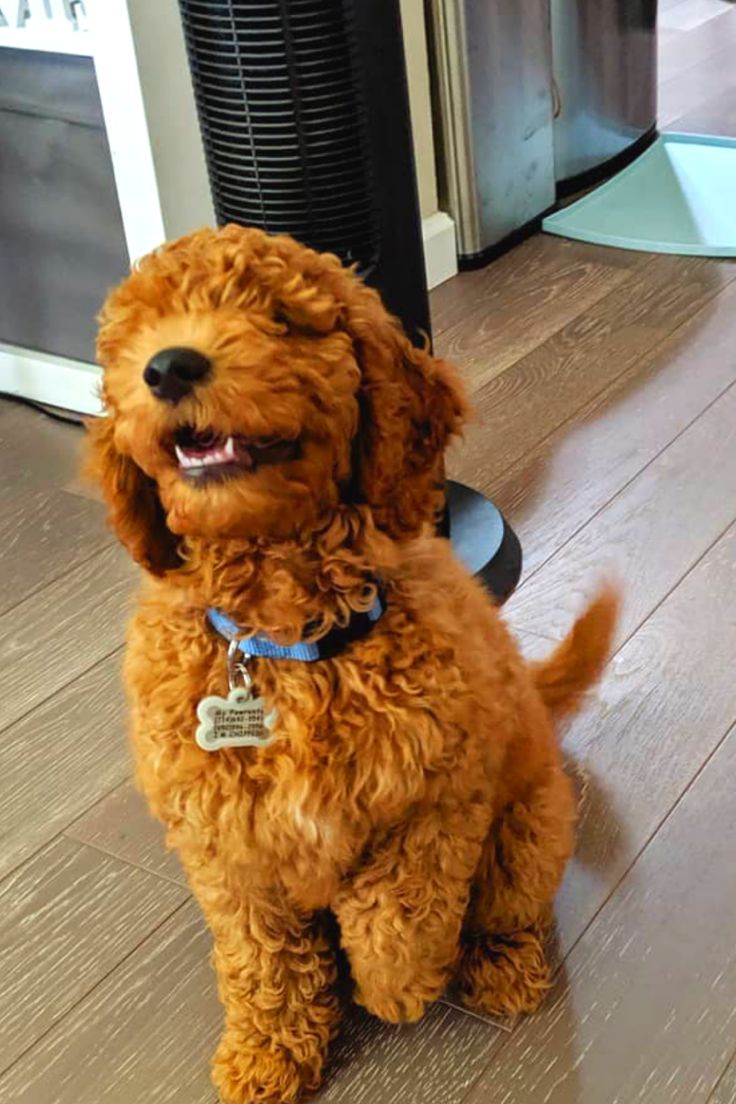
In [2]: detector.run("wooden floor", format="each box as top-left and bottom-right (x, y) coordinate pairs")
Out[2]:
(658, 0), (736, 131)
(3, 6), (736, 1102)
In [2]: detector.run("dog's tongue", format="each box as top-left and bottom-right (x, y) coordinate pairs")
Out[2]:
(232, 440), (256, 470)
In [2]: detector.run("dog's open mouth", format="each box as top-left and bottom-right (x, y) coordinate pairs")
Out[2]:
(173, 426), (299, 482)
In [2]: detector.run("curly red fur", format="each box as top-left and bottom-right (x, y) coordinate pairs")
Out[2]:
(86, 225), (616, 1103)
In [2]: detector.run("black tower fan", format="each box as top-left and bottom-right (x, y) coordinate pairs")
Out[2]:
(177, 0), (520, 600)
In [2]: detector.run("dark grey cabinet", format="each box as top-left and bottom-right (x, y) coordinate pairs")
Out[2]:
(0, 48), (128, 362)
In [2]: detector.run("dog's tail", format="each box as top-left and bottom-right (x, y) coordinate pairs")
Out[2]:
(530, 584), (619, 722)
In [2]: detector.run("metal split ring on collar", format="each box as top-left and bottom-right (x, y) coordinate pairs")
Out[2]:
(227, 637), (254, 692)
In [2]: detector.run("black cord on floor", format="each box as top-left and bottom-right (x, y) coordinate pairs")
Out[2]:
(0, 391), (86, 427)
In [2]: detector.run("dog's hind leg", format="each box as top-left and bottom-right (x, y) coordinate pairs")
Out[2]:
(455, 763), (576, 1018)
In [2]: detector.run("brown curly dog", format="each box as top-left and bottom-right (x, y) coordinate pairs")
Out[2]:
(86, 224), (616, 1104)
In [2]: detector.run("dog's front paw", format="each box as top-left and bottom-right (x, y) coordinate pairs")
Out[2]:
(357, 989), (428, 1025)
(212, 1032), (322, 1104)
(354, 974), (435, 1025)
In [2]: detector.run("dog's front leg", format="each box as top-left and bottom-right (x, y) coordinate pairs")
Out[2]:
(183, 854), (340, 1104)
(333, 796), (491, 1024)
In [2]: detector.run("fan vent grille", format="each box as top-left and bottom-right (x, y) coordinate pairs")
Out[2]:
(178, 0), (378, 265)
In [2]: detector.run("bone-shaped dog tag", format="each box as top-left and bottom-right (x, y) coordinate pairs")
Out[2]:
(195, 687), (278, 751)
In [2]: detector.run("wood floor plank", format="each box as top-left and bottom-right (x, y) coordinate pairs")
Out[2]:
(504, 377), (736, 644)
(658, 0), (733, 32)
(543, 518), (736, 960)
(667, 84), (736, 136)
(0, 543), (135, 733)
(0, 837), (186, 1074)
(433, 239), (633, 389)
(465, 720), (736, 1104)
(513, 628), (557, 656)
(0, 902), (218, 1104)
(0, 402), (84, 502)
(450, 254), (736, 494)
(0, 488), (110, 615)
(0, 652), (130, 879)
(658, 6), (736, 81)
(64, 472), (104, 503)
(463, 272), (736, 580)
(709, 1058), (736, 1104)
(318, 1004), (500, 1104)
(68, 781), (186, 886)
(658, 43), (736, 126)
(430, 235), (637, 339)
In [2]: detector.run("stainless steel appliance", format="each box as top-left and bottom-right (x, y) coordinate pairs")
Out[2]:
(429, 0), (658, 265)
(551, 0), (657, 187)
(429, 0), (556, 266)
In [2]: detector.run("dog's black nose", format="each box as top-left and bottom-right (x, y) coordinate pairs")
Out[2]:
(143, 347), (211, 403)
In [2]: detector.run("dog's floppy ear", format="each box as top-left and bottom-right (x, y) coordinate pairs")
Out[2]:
(85, 416), (181, 575)
(346, 285), (469, 537)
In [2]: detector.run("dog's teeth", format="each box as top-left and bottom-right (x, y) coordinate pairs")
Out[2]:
(175, 445), (198, 469)
(176, 438), (238, 470)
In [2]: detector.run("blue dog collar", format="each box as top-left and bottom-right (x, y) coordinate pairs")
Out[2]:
(207, 593), (385, 662)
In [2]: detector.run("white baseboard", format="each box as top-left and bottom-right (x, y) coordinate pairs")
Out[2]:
(422, 211), (458, 290)
(0, 343), (103, 416)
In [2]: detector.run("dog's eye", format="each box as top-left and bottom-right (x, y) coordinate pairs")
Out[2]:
(271, 309), (322, 338)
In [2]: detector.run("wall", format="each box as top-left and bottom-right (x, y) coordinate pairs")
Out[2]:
(400, 0), (457, 286)
(400, 0), (438, 220)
